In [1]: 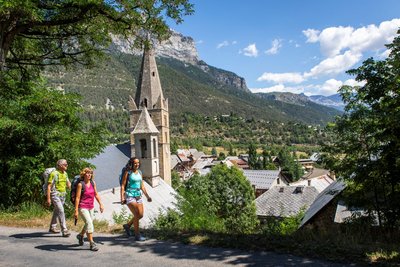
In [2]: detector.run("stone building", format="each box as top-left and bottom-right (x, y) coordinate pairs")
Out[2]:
(129, 48), (171, 186)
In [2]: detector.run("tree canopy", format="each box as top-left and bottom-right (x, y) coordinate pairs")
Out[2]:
(0, 0), (193, 207)
(0, 0), (193, 79)
(323, 30), (400, 228)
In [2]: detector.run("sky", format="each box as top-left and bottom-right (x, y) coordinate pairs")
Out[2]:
(168, 0), (400, 96)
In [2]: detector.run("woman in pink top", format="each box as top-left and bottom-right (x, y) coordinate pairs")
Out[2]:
(74, 167), (104, 251)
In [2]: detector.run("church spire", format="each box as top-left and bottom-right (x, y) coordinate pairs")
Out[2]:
(135, 48), (164, 110)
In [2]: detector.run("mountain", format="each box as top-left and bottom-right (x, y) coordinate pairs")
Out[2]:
(254, 92), (341, 123)
(308, 94), (345, 111)
(110, 31), (250, 93)
(44, 31), (341, 129)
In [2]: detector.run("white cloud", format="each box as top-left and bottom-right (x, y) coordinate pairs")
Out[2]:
(303, 29), (320, 43)
(304, 50), (362, 78)
(251, 84), (305, 94)
(241, 43), (258, 57)
(265, 39), (282, 55)
(251, 84), (286, 94)
(257, 72), (305, 84)
(217, 41), (229, 49)
(304, 79), (366, 96)
(317, 26), (354, 57)
(320, 79), (343, 95)
(303, 19), (400, 57)
(344, 79), (366, 87)
(379, 49), (391, 59)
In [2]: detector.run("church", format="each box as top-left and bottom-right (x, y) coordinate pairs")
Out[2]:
(87, 47), (176, 226)
(129, 48), (171, 187)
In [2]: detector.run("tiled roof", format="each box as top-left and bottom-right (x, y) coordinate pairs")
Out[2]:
(301, 168), (330, 179)
(87, 144), (131, 192)
(256, 186), (319, 217)
(192, 158), (214, 170)
(87, 144), (178, 227)
(93, 180), (177, 228)
(242, 169), (281, 190)
(290, 173), (334, 193)
(299, 180), (346, 228)
(170, 154), (180, 169)
(177, 153), (190, 162)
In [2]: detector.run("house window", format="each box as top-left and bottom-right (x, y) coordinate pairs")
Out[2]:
(140, 139), (147, 158)
(153, 138), (157, 158)
(152, 71), (155, 77)
(277, 178), (280, 185)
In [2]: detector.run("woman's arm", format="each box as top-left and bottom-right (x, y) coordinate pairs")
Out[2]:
(141, 181), (152, 202)
(120, 171), (128, 204)
(93, 181), (104, 213)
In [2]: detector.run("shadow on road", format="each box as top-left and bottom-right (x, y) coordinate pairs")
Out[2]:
(11, 232), (64, 239)
(94, 235), (345, 266)
(35, 244), (86, 251)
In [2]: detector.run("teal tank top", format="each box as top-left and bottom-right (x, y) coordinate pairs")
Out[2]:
(126, 171), (142, 198)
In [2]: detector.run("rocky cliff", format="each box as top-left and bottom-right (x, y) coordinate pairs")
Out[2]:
(111, 30), (249, 92)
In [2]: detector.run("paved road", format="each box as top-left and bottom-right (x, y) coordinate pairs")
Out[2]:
(0, 226), (355, 267)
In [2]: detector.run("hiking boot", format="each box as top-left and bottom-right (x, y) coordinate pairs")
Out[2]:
(134, 234), (146, 242)
(62, 230), (71, 237)
(49, 227), (61, 233)
(90, 242), (99, 251)
(76, 234), (84, 246)
(123, 224), (131, 237)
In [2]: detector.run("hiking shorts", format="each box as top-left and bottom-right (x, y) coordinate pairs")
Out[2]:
(126, 196), (143, 204)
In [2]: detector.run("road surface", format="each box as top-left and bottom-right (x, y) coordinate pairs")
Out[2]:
(0, 226), (356, 267)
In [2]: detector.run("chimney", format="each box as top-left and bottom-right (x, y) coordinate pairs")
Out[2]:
(329, 170), (336, 180)
(308, 180), (311, 186)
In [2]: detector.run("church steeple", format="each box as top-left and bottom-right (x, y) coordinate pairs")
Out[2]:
(130, 47), (171, 187)
(135, 48), (164, 110)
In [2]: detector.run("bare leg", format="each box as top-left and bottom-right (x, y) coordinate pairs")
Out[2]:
(127, 202), (143, 236)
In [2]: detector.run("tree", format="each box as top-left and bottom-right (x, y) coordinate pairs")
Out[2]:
(277, 148), (303, 181)
(182, 165), (258, 233)
(248, 143), (258, 169)
(0, 0), (194, 78)
(0, 0), (194, 207)
(323, 30), (400, 228)
(0, 79), (108, 206)
(211, 147), (217, 157)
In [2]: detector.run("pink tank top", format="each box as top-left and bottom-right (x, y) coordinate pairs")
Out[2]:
(79, 181), (95, 209)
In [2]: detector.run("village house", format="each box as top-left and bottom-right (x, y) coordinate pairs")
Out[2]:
(298, 180), (347, 230)
(242, 169), (288, 198)
(256, 185), (320, 220)
(226, 156), (250, 169)
(290, 168), (335, 193)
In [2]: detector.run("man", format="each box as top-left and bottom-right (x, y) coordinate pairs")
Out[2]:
(47, 159), (71, 237)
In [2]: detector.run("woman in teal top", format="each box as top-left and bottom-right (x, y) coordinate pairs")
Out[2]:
(120, 157), (152, 241)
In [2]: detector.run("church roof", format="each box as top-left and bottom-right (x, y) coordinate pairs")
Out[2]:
(87, 143), (177, 227)
(135, 48), (164, 109)
(132, 107), (159, 134)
